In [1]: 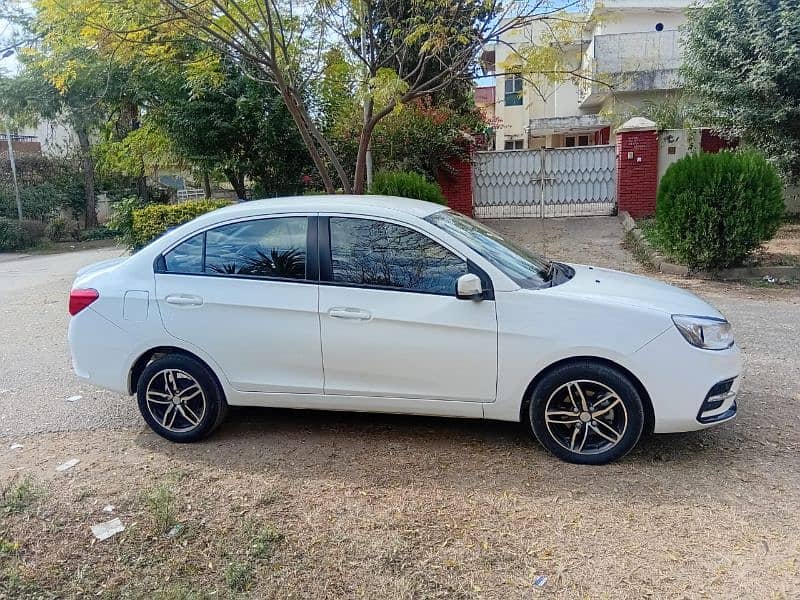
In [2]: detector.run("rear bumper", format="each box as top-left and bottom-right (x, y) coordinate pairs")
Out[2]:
(633, 326), (743, 433)
(68, 308), (131, 394)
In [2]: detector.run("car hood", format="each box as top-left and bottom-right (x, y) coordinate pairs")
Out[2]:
(551, 264), (725, 318)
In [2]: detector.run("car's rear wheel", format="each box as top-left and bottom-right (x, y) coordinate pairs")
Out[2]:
(528, 361), (644, 465)
(136, 354), (227, 442)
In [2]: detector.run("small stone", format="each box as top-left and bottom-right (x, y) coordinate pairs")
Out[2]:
(9, 443), (23, 450)
(102, 505), (115, 513)
(166, 524), (184, 538)
(65, 395), (82, 402)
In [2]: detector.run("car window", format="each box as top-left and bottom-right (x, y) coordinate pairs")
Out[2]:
(162, 217), (308, 280)
(163, 232), (204, 274)
(205, 217), (307, 279)
(329, 217), (467, 295)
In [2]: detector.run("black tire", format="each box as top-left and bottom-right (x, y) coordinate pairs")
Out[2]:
(136, 354), (228, 443)
(527, 361), (644, 465)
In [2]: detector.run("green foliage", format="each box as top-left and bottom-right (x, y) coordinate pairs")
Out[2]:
(682, 0), (800, 181)
(1, 477), (41, 514)
(656, 150), (784, 269)
(107, 196), (146, 249)
(131, 199), (230, 249)
(0, 155), (86, 221)
(45, 216), (74, 242)
(331, 98), (483, 181)
(80, 225), (115, 241)
(370, 171), (445, 205)
(144, 483), (177, 534)
(0, 218), (30, 251)
(20, 219), (47, 244)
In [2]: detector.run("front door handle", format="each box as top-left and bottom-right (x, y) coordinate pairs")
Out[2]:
(328, 307), (371, 321)
(165, 294), (203, 307)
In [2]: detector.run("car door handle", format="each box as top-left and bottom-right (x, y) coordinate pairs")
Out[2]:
(165, 294), (203, 307)
(328, 307), (371, 321)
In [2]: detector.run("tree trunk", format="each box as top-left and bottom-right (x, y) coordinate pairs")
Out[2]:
(75, 125), (97, 228)
(224, 170), (247, 200)
(202, 173), (212, 199)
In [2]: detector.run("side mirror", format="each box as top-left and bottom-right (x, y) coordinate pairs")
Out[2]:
(456, 273), (483, 300)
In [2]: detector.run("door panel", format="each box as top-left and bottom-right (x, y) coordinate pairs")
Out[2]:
(319, 286), (497, 402)
(157, 275), (322, 393)
(319, 216), (497, 403)
(154, 215), (322, 394)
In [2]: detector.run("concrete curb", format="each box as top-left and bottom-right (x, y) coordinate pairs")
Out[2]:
(618, 211), (689, 276)
(618, 211), (799, 281)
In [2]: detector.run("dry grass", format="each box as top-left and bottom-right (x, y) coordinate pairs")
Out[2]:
(1, 405), (799, 599)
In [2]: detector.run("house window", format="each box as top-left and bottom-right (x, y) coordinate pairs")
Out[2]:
(504, 139), (524, 150)
(565, 135), (591, 148)
(504, 74), (523, 106)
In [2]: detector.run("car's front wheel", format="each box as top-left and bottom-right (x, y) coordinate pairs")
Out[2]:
(136, 354), (227, 442)
(528, 361), (644, 465)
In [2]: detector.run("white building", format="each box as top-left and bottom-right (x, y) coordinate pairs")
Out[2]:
(481, 0), (690, 151)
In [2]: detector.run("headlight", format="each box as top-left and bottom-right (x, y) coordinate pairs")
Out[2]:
(672, 315), (734, 350)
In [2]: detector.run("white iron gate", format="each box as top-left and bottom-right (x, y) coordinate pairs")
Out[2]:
(472, 146), (616, 218)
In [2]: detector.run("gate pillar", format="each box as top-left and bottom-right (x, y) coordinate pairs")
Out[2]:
(616, 117), (659, 218)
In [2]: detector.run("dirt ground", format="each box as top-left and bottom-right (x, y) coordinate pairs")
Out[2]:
(757, 217), (800, 266)
(1, 218), (799, 599)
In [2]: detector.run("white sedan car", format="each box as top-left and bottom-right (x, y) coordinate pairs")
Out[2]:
(68, 196), (741, 464)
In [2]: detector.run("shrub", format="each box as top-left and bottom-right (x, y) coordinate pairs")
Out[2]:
(131, 199), (231, 249)
(20, 220), (46, 245)
(45, 216), (74, 242)
(0, 218), (29, 251)
(369, 171), (446, 205)
(80, 226), (116, 241)
(108, 196), (147, 249)
(656, 150), (784, 269)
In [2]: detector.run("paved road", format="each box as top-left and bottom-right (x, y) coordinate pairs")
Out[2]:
(1, 219), (798, 442)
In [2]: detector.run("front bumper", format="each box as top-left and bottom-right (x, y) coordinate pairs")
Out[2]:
(633, 325), (743, 433)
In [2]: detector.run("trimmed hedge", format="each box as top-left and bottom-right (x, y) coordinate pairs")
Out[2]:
(369, 170), (446, 205)
(656, 150), (784, 269)
(131, 200), (231, 249)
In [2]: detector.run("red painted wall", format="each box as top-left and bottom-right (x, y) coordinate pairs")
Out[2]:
(700, 129), (736, 154)
(616, 129), (659, 218)
(437, 157), (473, 217)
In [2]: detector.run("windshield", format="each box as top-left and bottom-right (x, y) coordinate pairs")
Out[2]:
(426, 210), (552, 288)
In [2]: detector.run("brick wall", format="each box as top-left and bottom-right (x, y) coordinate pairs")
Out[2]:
(616, 129), (659, 217)
(437, 157), (473, 217)
(0, 140), (43, 159)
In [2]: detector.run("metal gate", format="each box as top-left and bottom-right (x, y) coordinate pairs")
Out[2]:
(472, 146), (616, 218)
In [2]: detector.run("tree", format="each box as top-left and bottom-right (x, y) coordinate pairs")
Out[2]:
(116, 0), (592, 193)
(682, 0), (800, 181)
(153, 58), (313, 198)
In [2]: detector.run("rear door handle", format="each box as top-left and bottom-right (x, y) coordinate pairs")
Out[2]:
(328, 307), (371, 321)
(165, 294), (203, 307)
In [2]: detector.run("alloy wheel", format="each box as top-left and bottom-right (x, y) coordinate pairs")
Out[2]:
(144, 368), (207, 433)
(544, 379), (628, 455)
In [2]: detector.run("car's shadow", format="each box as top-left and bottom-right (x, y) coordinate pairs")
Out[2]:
(132, 405), (753, 507)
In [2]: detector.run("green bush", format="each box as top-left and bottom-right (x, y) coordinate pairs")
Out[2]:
(80, 226), (116, 241)
(656, 150), (784, 269)
(0, 218), (30, 251)
(45, 216), (74, 242)
(369, 171), (446, 205)
(131, 199), (231, 249)
(20, 220), (47, 245)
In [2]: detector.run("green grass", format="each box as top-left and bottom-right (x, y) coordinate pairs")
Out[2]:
(224, 560), (254, 591)
(144, 483), (178, 533)
(1, 477), (41, 515)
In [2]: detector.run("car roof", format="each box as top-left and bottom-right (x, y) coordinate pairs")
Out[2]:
(207, 195), (449, 221)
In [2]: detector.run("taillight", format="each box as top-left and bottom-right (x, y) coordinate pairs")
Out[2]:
(69, 288), (99, 316)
